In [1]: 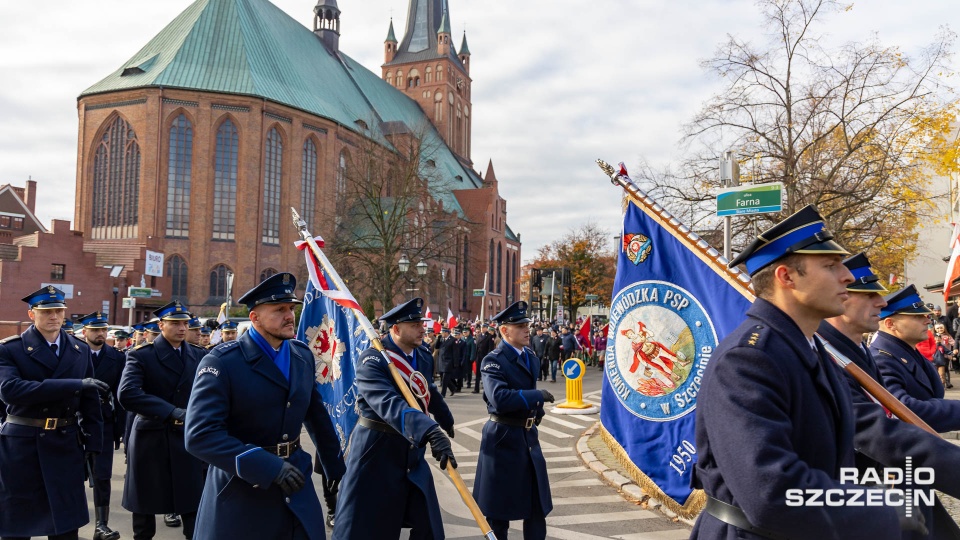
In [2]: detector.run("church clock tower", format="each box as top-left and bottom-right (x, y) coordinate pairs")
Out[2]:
(382, 0), (472, 167)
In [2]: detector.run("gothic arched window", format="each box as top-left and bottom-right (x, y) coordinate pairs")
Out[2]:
(92, 115), (140, 238)
(166, 114), (192, 237)
(301, 138), (318, 230)
(209, 264), (231, 301)
(496, 242), (503, 294)
(213, 119), (238, 240)
(262, 127), (283, 244)
(167, 255), (188, 302)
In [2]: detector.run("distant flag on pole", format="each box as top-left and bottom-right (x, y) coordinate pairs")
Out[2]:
(434, 318), (442, 334)
(295, 236), (370, 451)
(424, 306), (433, 331)
(578, 316), (593, 354)
(447, 308), (458, 330)
(210, 303), (227, 344)
(943, 223), (960, 305)
(600, 163), (752, 518)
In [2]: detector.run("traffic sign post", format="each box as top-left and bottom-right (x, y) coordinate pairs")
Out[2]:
(128, 287), (153, 298)
(473, 289), (485, 297)
(716, 183), (783, 217)
(556, 358), (593, 410)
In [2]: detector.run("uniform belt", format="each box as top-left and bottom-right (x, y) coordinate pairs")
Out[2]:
(262, 437), (301, 459)
(490, 414), (535, 430)
(4, 414), (77, 430)
(357, 416), (400, 435)
(704, 496), (789, 540)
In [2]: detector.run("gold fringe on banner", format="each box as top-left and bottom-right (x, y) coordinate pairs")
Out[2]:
(599, 423), (705, 519)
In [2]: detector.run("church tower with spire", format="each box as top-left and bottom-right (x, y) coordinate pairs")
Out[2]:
(382, 0), (472, 167)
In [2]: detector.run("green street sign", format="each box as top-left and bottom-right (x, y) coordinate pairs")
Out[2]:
(128, 287), (152, 298)
(473, 289), (486, 297)
(716, 183), (783, 217)
(585, 294), (599, 301)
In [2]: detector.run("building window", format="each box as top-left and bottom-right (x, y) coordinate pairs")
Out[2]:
(301, 138), (318, 230)
(0, 216), (9, 228)
(168, 255), (188, 302)
(213, 119), (238, 240)
(496, 242), (502, 294)
(165, 114), (193, 237)
(488, 240), (494, 292)
(262, 127), (282, 244)
(436, 64), (443, 82)
(12, 217), (23, 230)
(259, 267), (278, 282)
(209, 264), (231, 301)
(336, 150), (348, 226)
(92, 115), (140, 238)
(50, 264), (65, 281)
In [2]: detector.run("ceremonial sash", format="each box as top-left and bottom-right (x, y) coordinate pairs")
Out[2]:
(383, 349), (431, 411)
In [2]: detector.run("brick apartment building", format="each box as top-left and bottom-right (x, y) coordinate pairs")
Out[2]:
(73, 0), (520, 318)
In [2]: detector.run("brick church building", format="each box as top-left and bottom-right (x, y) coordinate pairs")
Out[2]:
(75, 0), (521, 318)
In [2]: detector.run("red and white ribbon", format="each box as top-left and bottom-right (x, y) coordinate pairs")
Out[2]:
(295, 237), (361, 311)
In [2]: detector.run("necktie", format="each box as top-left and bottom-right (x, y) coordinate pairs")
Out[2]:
(92, 350), (101, 369)
(50, 343), (58, 357)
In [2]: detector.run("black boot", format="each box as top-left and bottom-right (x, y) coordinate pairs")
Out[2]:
(93, 506), (121, 540)
(164, 513), (182, 527)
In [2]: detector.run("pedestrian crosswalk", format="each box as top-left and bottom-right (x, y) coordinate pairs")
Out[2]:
(429, 390), (693, 540)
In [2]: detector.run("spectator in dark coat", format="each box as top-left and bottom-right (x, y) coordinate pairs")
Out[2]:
(559, 326), (580, 362)
(474, 326), (497, 394)
(434, 329), (459, 397)
(461, 329), (477, 391)
(452, 329), (465, 392)
(531, 327), (549, 381)
(543, 330), (562, 382)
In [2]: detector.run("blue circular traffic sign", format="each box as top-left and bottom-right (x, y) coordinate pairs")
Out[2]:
(562, 359), (584, 381)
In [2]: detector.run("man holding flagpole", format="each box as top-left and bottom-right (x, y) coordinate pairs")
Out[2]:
(185, 272), (345, 540)
(333, 297), (456, 540)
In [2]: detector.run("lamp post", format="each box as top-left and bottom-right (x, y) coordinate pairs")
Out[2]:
(112, 287), (119, 325)
(225, 271), (235, 317)
(398, 254), (429, 296)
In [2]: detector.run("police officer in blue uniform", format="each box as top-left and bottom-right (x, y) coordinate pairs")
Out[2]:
(219, 319), (238, 342)
(0, 286), (107, 540)
(820, 255), (960, 539)
(185, 273), (345, 540)
(185, 317), (202, 347)
(79, 311), (127, 540)
(691, 205), (924, 539)
(334, 298), (456, 540)
(473, 300), (554, 540)
(871, 285), (960, 433)
(142, 320), (161, 344)
(119, 301), (205, 540)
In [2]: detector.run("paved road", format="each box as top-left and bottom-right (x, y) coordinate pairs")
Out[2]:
(78, 366), (691, 539)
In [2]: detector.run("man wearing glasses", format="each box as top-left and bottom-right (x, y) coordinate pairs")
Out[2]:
(871, 284), (960, 433)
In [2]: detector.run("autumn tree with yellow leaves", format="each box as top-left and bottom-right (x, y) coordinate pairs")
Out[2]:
(634, 0), (959, 282)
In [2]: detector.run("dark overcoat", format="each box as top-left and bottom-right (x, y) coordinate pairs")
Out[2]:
(0, 327), (103, 537)
(118, 335), (205, 514)
(690, 299), (899, 540)
(473, 341), (552, 521)
(91, 343), (126, 479)
(333, 335), (454, 540)
(435, 335), (459, 373)
(185, 333), (345, 540)
(820, 322), (960, 540)
(871, 331), (960, 433)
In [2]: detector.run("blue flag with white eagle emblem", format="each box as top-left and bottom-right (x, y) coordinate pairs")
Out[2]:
(601, 165), (752, 514)
(296, 275), (370, 453)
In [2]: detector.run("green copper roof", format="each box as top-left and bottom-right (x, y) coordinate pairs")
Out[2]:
(385, 18), (398, 43)
(459, 32), (470, 56)
(437, 9), (451, 34)
(505, 224), (519, 242)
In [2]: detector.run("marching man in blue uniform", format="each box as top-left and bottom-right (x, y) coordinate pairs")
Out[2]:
(119, 301), (205, 540)
(820, 254), (960, 538)
(79, 311), (128, 540)
(473, 300), (554, 540)
(185, 272), (345, 540)
(0, 286), (107, 540)
(334, 297), (456, 540)
(691, 205), (925, 539)
(871, 285), (960, 433)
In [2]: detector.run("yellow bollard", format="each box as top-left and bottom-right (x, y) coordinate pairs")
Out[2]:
(556, 358), (592, 409)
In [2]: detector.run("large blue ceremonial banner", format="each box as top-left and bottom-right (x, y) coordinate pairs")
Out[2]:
(600, 168), (752, 515)
(296, 276), (370, 452)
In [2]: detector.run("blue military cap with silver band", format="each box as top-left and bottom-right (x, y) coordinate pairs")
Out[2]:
(493, 301), (531, 325)
(143, 320), (161, 333)
(22, 285), (67, 309)
(237, 272), (302, 309)
(379, 297), (432, 325)
(843, 253), (888, 293)
(729, 205), (848, 276)
(154, 301), (192, 321)
(879, 284), (932, 319)
(188, 317), (202, 329)
(199, 326), (211, 335)
(78, 311), (110, 328)
(219, 320), (238, 331)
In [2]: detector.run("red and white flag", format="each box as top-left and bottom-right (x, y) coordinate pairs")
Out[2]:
(944, 222), (960, 305)
(578, 316), (593, 354)
(424, 306), (433, 330)
(295, 236), (361, 311)
(447, 308), (458, 330)
(434, 318), (442, 334)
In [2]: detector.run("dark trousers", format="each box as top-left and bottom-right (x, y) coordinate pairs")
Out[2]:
(488, 517), (546, 540)
(2, 532), (78, 540)
(462, 360), (474, 388)
(133, 512), (197, 540)
(539, 359), (549, 381)
(92, 477), (111, 507)
(440, 372), (457, 396)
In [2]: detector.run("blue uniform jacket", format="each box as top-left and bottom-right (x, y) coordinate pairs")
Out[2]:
(185, 333), (345, 540)
(870, 331), (960, 433)
(91, 343), (126, 479)
(0, 327), (103, 537)
(820, 322), (960, 539)
(334, 335), (453, 540)
(119, 335), (205, 514)
(473, 341), (552, 521)
(691, 299), (899, 540)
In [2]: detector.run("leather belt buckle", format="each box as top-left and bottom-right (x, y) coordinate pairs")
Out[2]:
(44, 418), (58, 430)
(172, 419), (185, 426)
(524, 417), (535, 430)
(276, 441), (292, 459)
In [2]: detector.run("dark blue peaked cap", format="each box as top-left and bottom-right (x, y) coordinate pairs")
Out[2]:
(143, 320), (161, 333)
(879, 284), (932, 319)
(379, 297), (431, 325)
(79, 311), (109, 328)
(237, 272), (301, 309)
(199, 326), (211, 335)
(154, 301), (192, 321)
(843, 253), (888, 293)
(219, 320), (239, 331)
(493, 301), (531, 325)
(22, 285), (67, 309)
(729, 204), (848, 275)
(188, 317), (202, 329)
(132, 323), (145, 333)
